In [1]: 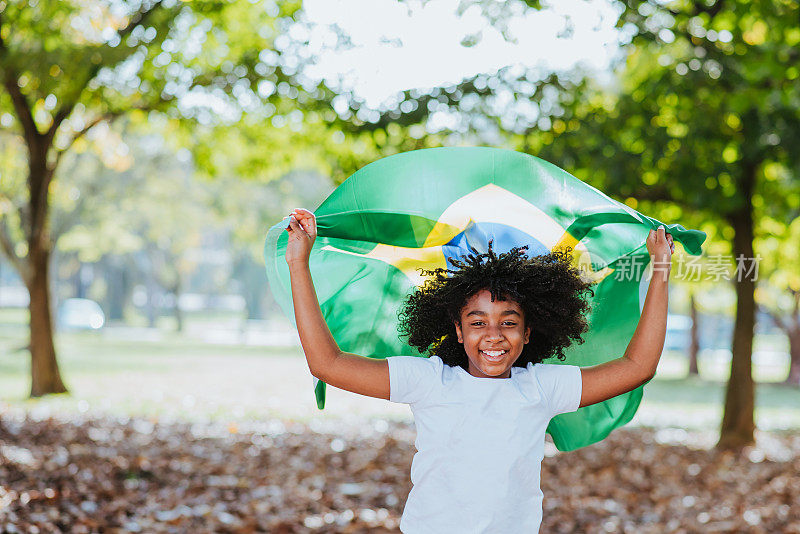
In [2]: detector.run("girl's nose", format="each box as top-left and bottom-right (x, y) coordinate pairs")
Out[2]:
(485, 326), (504, 341)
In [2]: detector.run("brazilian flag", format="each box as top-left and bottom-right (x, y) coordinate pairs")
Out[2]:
(264, 147), (705, 451)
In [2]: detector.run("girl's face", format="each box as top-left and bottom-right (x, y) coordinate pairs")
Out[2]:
(454, 289), (531, 379)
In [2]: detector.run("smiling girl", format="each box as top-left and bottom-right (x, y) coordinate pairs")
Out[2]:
(284, 207), (674, 533)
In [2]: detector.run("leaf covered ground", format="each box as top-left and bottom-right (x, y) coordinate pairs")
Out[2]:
(1, 414), (799, 533)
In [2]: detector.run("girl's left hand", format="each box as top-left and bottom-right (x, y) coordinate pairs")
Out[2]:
(646, 226), (674, 276)
(284, 208), (317, 266)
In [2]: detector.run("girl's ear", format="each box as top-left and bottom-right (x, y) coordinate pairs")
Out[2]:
(524, 326), (531, 344)
(454, 321), (463, 344)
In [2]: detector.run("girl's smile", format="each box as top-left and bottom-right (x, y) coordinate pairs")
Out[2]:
(454, 289), (531, 378)
(481, 350), (507, 361)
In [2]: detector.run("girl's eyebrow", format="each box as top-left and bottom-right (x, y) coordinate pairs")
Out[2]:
(465, 309), (521, 317)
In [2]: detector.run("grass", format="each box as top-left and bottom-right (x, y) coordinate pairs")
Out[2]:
(0, 327), (310, 421)
(1, 316), (799, 431)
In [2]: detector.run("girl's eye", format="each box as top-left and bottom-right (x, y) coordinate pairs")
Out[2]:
(471, 322), (484, 327)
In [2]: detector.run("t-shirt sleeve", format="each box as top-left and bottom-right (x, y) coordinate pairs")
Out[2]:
(387, 356), (442, 405)
(534, 364), (583, 417)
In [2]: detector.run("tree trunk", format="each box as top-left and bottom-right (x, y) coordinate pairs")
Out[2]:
(688, 292), (700, 376)
(23, 136), (68, 397)
(244, 259), (267, 320)
(787, 331), (800, 385)
(718, 195), (757, 450)
(103, 255), (133, 321)
(244, 283), (264, 321)
(144, 256), (159, 328)
(27, 244), (67, 397)
(146, 287), (158, 328)
(70, 256), (86, 299)
(779, 290), (800, 386)
(76, 262), (91, 299)
(172, 277), (183, 333)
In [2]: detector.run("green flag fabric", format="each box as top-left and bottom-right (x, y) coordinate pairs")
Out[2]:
(264, 146), (706, 451)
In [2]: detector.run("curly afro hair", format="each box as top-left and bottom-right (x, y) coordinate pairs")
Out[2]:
(397, 244), (596, 369)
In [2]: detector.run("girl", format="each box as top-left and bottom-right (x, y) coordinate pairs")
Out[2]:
(284, 207), (674, 533)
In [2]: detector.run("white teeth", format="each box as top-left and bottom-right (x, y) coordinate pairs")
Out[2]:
(482, 351), (505, 357)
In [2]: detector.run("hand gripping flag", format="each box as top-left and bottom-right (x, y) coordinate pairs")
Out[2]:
(264, 147), (706, 451)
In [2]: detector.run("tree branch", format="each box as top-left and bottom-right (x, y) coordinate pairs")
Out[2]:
(691, 0), (725, 20)
(73, 1), (167, 95)
(44, 105), (76, 148)
(44, 1), (167, 149)
(630, 185), (672, 203)
(71, 112), (120, 144)
(0, 13), (41, 144)
(51, 106), (151, 172)
(764, 289), (800, 333)
(51, 159), (107, 243)
(51, 112), (119, 171)
(119, 0), (166, 38)
(767, 307), (788, 332)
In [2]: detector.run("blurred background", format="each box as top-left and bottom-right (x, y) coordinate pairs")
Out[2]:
(1, 0), (799, 531)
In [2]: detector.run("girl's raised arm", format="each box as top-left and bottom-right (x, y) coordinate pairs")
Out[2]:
(578, 226), (675, 408)
(285, 208), (390, 400)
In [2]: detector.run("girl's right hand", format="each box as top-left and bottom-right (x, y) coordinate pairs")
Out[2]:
(285, 208), (317, 266)
(646, 225), (674, 265)
(646, 225), (674, 280)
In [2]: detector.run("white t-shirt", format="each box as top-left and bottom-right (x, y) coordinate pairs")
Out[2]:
(388, 355), (582, 534)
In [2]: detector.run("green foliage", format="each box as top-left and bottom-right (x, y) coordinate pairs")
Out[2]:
(0, 0), (328, 292)
(0, 0), (308, 128)
(523, 0), (800, 221)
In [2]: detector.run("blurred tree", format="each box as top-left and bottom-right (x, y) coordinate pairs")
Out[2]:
(46, 128), (144, 323)
(687, 291), (700, 375)
(768, 289), (800, 384)
(206, 169), (333, 323)
(519, 0), (800, 448)
(0, 0), (563, 396)
(607, 201), (731, 378)
(0, 0), (351, 395)
(98, 254), (135, 322)
(757, 216), (800, 385)
(53, 126), (208, 331)
(639, 207), (729, 378)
